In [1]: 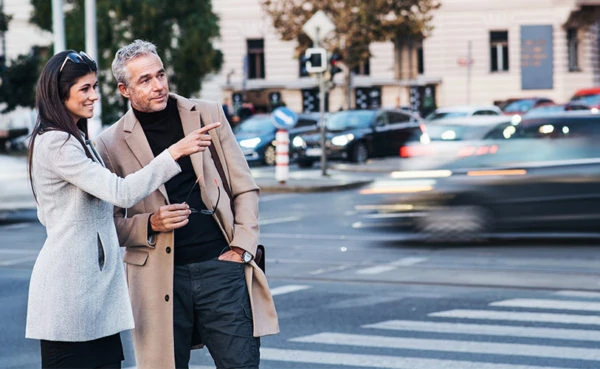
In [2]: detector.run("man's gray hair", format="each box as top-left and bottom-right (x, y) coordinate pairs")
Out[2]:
(112, 39), (161, 85)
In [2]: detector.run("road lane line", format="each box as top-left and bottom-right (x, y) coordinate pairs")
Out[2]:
(491, 298), (600, 312)
(259, 216), (301, 225)
(357, 257), (427, 275)
(260, 347), (571, 369)
(430, 309), (600, 325)
(270, 285), (312, 296)
(290, 332), (600, 361)
(0, 255), (38, 266)
(363, 320), (600, 341)
(555, 290), (600, 299)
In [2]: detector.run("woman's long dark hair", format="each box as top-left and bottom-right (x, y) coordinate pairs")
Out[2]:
(27, 50), (98, 201)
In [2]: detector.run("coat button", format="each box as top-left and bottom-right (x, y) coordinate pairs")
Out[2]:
(164, 294), (169, 302)
(166, 247), (171, 254)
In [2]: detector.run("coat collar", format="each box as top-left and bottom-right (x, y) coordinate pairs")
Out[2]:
(122, 93), (205, 203)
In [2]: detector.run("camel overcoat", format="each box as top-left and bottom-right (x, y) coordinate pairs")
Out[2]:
(95, 95), (279, 369)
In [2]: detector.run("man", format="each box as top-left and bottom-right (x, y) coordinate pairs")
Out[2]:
(96, 40), (279, 369)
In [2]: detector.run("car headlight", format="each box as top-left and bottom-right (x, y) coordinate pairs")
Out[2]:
(292, 136), (306, 148)
(331, 133), (354, 146)
(239, 137), (261, 148)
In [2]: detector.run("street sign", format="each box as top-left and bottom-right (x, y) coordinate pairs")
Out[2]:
(302, 10), (335, 42)
(271, 107), (297, 130)
(305, 47), (328, 73)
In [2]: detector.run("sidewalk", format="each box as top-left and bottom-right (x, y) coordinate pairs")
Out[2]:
(252, 158), (400, 193)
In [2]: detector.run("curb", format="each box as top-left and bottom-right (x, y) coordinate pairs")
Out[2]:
(257, 179), (373, 193)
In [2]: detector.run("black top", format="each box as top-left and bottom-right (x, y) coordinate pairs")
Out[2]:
(135, 98), (227, 264)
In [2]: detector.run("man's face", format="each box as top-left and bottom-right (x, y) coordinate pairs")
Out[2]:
(118, 53), (169, 112)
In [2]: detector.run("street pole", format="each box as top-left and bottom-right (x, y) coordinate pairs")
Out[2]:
(314, 27), (328, 176)
(85, 0), (101, 138)
(52, 0), (65, 53)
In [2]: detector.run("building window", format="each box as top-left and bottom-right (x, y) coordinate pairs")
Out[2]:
(246, 39), (265, 79)
(417, 45), (424, 75)
(352, 59), (370, 76)
(567, 28), (580, 71)
(490, 31), (509, 72)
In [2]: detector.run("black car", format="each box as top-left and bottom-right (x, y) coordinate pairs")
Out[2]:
(358, 112), (600, 240)
(234, 113), (319, 166)
(291, 109), (421, 168)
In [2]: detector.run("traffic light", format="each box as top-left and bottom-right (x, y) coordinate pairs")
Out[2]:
(329, 53), (342, 80)
(304, 47), (327, 74)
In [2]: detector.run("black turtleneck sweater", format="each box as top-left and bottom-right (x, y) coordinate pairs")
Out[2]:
(134, 97), (227, 264)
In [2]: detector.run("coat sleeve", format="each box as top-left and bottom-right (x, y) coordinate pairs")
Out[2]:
(95, 133), (158, 248)
(46, 131), (180, 209)
(212, 103), (261, 254)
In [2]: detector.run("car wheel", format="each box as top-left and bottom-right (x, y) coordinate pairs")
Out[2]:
(351, 142), (368, 163)
(416, 205), (491, 242)
(264, 145), (276, 166)
(297, 159), (314, 168)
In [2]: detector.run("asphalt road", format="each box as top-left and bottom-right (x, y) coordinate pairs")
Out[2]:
(1, 187), (600, 368)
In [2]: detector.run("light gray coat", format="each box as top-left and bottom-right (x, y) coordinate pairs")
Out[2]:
(26, 130), (181, 341)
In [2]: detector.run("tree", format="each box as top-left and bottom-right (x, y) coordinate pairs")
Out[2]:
(30, 0), (223, 124)
(261, 0), (440, 108)
(0, 49), (44, 113)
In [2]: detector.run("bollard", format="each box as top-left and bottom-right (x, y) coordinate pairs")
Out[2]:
(275, 129), (289, 184)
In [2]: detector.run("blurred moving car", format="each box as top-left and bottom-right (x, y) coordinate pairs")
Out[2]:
(424, 105), (502, 121)
(499, 97), (554, 116)
(399, 116), (514, 170)
(569, 87), (600, 110)
(291, 108), (421, 168)
(358, 112), (600, 240)
(234, 113), (318, 166)
(522, 102), (590, 117)
(0, 155), (36, 217)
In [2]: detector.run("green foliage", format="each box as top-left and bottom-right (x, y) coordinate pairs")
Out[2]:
(0, 50), (43, 113)
(260, 0), (440, 70)
(29, 0), (223, 124)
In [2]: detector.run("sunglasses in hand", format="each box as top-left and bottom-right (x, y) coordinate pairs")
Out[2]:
(183, 178), (220, 215)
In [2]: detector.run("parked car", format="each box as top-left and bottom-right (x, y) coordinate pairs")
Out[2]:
(423, 105), (502, 121)
(359, 112), (600, 240)
(499, 97), (555, 116)
(569, 87), (600, 110)
(234, 113), (319, 166)
(523, 102), (590, 117)
(291, 109), (421, 168)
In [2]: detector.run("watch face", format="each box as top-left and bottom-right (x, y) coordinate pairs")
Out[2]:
(243, 251), (252, 263)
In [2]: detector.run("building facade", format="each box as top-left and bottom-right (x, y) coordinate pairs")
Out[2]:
(206, 0), (600, 116)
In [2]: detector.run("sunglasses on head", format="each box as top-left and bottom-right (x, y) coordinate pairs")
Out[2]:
(59, 51), (94, 74)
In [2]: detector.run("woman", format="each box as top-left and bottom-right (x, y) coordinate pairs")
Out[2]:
(25, 50), (218, 368)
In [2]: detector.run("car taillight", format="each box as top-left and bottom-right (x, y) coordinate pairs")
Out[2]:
(457, 144), (498, 157)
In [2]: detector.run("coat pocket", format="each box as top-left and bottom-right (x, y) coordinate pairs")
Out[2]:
(123, 249), (149, 266)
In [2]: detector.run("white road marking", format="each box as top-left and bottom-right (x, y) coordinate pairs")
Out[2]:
(555, 290), (600, 299)
(260, 347), (570, 369)
(259, 216), (301, 225)
(290, 332), (600, 361)
(363, 319), (600, 341)
(430, 309), (600, 325)
(270, 284), (312, 296)
(491, 298), (600, 312)
(356, 257), (427, 275)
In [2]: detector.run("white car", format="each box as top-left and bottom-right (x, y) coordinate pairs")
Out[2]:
(424, 105), (502, 121)
(0, 155), (36, 217)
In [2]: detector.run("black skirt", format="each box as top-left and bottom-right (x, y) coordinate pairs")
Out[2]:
(40, 333), (124, 369)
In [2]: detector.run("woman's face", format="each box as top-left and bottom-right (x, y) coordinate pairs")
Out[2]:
(64, 72), (99, 123)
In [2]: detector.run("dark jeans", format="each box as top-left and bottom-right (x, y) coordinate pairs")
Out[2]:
(173, 259), (260, 369)
(40, 333), (123, 368)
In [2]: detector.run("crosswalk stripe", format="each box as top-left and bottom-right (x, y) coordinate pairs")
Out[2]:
(430, 309), (600, 325)
(555, 290), (600, 299)
(261, 347), (569, 369)
(357, 257), (427, 274)
(491, 298), (600, 311)
(290, 332), (600, 361)
(270, 284), (311, 296)
(363, 320), (600, 341)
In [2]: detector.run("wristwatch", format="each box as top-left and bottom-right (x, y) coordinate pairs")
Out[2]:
(242, 251), (253, 263)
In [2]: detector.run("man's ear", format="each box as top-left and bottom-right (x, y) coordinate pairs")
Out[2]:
(117, 83), (130, 99)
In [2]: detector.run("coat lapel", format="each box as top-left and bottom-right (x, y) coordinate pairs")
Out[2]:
(176, 96), (205, 189)
(122, 109), (170, 202)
